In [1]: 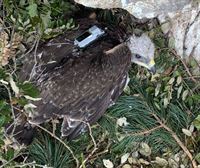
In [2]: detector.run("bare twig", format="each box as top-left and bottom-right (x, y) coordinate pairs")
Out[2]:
(31, 123), (79, 168)
(171, 50), (197, 82)
(183, 76), (200, 80)
(125, 125), (163, 137)
(0, 151), (23, 168)
(13, 161), (53, 168)
(151, 113), (198, 168)
(18, 36), (38, 60)
(79, 122), (98, 168)
(90, 142), (111, 161)
(28, 36), (40, 81)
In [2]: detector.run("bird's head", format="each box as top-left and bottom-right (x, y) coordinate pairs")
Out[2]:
(126, 33), (156, 74)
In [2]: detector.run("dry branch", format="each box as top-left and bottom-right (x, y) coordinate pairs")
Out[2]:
(151, 113), (198, 168)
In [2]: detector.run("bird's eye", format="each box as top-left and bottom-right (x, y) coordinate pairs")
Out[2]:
(135, 54), (142, 59)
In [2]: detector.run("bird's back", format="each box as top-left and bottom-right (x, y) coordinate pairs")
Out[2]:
(19, 18), (131, 139)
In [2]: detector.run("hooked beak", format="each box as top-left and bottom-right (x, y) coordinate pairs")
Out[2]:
(149, 66), (156, 74)
(148, 59), (156, 74)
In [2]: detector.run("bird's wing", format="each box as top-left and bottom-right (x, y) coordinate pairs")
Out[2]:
(27, 44), (130, 138)
(19, 18), (131, 138)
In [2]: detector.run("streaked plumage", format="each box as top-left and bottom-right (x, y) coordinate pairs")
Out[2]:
(19, 19), (131, 139)
(7, 18), (155, 144)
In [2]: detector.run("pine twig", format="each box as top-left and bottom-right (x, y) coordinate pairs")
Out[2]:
(125, 125), (163, 137)
(32, 123), (80, 168)
(152, 113), (198, 168)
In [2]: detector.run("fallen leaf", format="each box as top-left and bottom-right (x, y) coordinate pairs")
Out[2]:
(189, 124), (194, 133)
(9, 75), (19, 96)
(176, 76), (182, 85)
(103, 159), (114, 168)
(123, 85), (131, 95)
(121, 153), (130, 164)
(122, 164), (131, 168)
(0, 79), (8, 85)
(139, 158), (150, 165)
(168, 77), (175, 85)
(131, 151), (139, 158)
(182, 90), (189, 101)
(168, 158), (178, 167)
(127, 157), (133, 164)
(155, 83), (161, 97)
(182, 128), (192, 137)
(174, 153), (180, 162)
(180, 164), (185, 168)
(24, 103), (37, 114)
(139, 142), (151, 156)
(163, 97), (169, 107)
(117, 117), (129, 127)
(24, 95), (42, 101)
(177, 85), (183, 99)
(152, 157), (168, 166)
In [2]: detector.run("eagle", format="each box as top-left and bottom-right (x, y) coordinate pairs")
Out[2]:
(6, 18), (155, 144)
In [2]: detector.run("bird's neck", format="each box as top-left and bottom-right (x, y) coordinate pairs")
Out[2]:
(104, 43), (131, 65)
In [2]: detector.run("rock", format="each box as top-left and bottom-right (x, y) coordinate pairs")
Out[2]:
(159, 3), (200, 63)
(74, 0), (190, 19)
(74, 0), (200, 64)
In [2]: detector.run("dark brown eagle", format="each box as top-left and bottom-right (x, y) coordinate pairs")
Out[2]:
(7, 18), (155, 144)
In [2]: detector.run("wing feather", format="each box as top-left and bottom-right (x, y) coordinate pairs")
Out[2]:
(20, 20), (131, 138)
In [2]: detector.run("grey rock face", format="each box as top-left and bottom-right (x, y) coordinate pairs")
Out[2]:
(74, 0), (191, 19)
(74, 0), (200, 63)
(159, 4), (200, 63)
